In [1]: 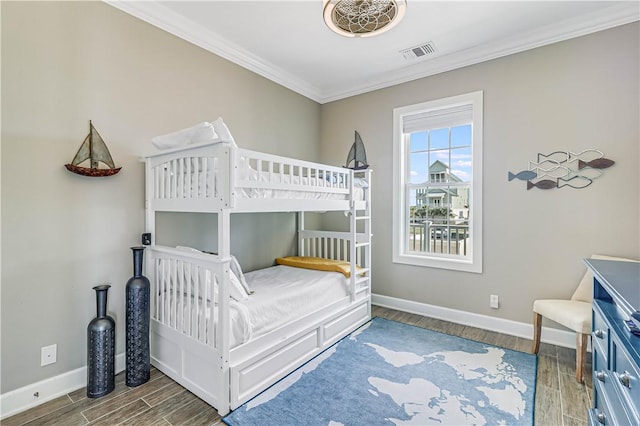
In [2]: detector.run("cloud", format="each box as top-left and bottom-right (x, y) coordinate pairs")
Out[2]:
(452, 169), (470, 180)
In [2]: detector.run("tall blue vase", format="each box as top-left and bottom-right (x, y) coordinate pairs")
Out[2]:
(87, 284), (115, 398)
(125, 246), (150, 387)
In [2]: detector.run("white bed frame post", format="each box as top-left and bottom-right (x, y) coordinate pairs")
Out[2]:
(362, 169), (372, 317)
(348, 169), (373, 304)
(144, 157), (155, 245)
(297, 212), (305, 255)
(217, 208), (231, 416)
(216, 144), (234, 415)
(349, 171), (357, 302)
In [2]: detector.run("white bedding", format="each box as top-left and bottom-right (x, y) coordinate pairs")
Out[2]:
(236, 174), (365, 201)
(149, 119), (367, 202)
(232, 265), (350, 345)
(161, 264), (351, 348)
(157, 150), (365, 201)
(236, 156), (364, 201)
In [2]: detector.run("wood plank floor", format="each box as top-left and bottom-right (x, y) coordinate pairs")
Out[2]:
(3, 305), (592, 425)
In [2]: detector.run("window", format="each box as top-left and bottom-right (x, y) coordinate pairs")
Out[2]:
(392, 91), (483, 273)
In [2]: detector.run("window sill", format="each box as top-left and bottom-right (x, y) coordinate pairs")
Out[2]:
(392, 253), (482, 273)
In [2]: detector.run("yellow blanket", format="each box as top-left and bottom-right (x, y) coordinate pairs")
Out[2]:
(275, 256), (359, 278)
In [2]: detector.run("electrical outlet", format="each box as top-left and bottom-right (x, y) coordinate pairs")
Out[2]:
(490, 295), (499, 309)
(41, 344), (57, 366)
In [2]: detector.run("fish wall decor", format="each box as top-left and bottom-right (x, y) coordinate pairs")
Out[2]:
(508, 149), (614, 190)
(526, 180), (557, 190)
(508, 170), (537, 181)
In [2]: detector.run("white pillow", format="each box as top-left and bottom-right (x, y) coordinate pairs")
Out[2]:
(354, 177), (369, 188)
(174, 246), (250, 300)
(212, 117), (237, 147)
(230, 255), (252, 294)
(229, 270), (249, 301)
(152, 122), (218, 150)
(175, 245), (202, 253)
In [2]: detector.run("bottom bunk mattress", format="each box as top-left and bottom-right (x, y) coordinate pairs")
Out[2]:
(157, 264), (352, 348)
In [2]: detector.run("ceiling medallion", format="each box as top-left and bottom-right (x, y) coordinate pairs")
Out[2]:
(323, 0), (407, 38)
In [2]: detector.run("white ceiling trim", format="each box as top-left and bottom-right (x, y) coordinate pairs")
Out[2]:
(105, 1), (638, 104)
(105, 0), (324, 102)
(321, 2), (640, 102)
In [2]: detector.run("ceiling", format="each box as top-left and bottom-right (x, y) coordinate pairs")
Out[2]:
(106, 1), (639, 104)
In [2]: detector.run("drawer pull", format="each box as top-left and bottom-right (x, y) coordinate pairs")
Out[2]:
(596, 370), (605, 382)
(618, 371), (631, 388)
(596, 411), (606, 424)
(594, 329), (605, 339)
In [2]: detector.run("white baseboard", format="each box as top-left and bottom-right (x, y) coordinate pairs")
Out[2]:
(0, 353), (125, 420)
(372, 293), (579, 350)
(2, 296), (579, 419)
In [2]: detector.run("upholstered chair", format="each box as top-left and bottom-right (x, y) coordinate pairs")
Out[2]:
(532, 254), (636, 383)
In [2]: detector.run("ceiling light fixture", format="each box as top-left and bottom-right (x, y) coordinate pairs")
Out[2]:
(323, 0), (407, 38)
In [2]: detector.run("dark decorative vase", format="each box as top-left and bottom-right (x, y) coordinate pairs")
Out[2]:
(87, 284), (115, 398)
(126, 246), (151, 387)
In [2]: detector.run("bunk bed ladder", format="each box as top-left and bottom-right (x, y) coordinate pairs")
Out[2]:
(349, 170), (372, 304)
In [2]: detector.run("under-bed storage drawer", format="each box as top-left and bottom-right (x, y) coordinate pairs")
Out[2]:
(231, 329), (320, 406)
(230, 301), (371, 409)
(323, 301), (369, 345)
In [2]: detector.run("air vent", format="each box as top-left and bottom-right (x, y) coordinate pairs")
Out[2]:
(400, 41), (437, 61)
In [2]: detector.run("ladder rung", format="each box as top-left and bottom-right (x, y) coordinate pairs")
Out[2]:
(355, 216), (370, 220)
(355, 242), (370, 248)
(355, 276), (370, 285)
(355, 286), (369, 294)
(356, 267), (370, 274)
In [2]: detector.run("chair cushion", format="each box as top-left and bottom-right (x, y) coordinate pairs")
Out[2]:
(533, 299), (592, 334)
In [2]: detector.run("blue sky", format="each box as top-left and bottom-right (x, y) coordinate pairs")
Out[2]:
(409, 125), (472, 184)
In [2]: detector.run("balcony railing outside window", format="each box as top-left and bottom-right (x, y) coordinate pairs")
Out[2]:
(408, 221), (469, 255)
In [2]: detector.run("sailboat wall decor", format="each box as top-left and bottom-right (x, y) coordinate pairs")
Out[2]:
(65, 121), (121, 177)
(345, 130), (369, 170)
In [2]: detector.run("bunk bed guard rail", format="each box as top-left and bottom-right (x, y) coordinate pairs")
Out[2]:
(143, 142), (354, 213)
(146, 246), (230, 350)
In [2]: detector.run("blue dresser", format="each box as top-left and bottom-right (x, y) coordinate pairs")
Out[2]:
(585, 259), (640, 426)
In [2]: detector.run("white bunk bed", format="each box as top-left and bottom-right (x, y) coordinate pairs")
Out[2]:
(141, 138), (372, 416)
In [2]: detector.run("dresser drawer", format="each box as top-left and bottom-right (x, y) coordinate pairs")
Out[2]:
(611, 334), (640, 421)
(593, 373), (634, 426)
(587, 409), (599, 426)
(592, 305), (609, 363)
(592, 346), (608, 389)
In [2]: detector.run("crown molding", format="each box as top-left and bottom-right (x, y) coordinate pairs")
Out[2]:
(104, 0), (324, 103)
(320, 2), (640, 103)
(105, 1), (638, 105)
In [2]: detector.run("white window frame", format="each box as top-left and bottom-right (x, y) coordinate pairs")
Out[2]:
(392, 91), (483, 273)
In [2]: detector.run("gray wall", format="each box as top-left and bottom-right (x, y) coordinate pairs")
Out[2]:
(2, 0), (638, 398)
(1, 1), (319, 393)
(320, 22), (639, 325)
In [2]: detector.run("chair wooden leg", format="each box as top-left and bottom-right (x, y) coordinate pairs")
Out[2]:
(532, 312), (542, 354)
(576, 332), (588, 383)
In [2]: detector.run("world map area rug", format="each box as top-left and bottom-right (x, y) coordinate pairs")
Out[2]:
(223, 317), (537, 426)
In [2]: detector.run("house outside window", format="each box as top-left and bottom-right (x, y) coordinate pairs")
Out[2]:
(392, 91), (483, 273)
